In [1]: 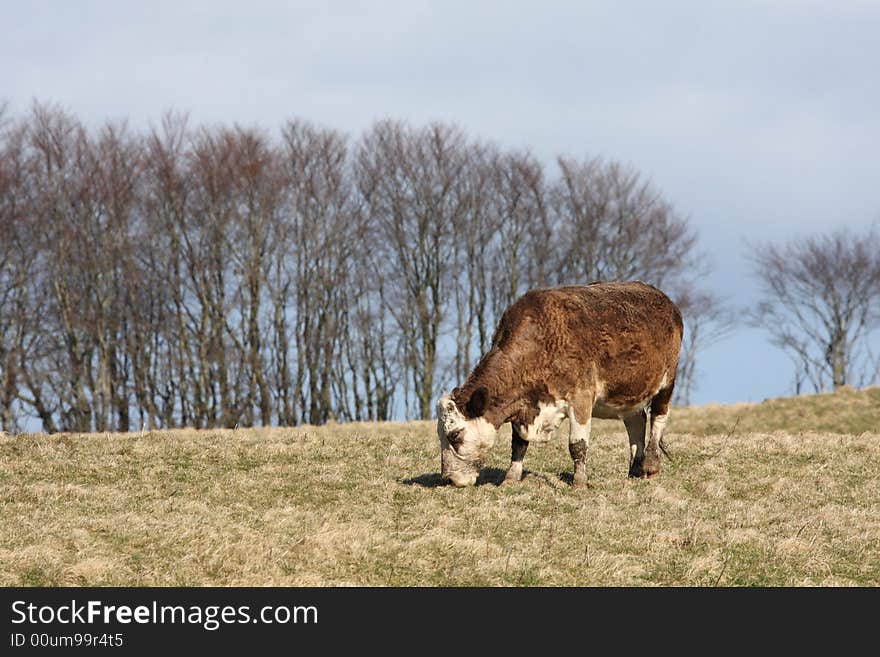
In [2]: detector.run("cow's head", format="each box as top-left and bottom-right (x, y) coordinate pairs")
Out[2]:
(436, 387), (497, 487)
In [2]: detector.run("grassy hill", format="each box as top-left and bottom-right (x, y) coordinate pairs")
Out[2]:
(667, 385), (880, 436)
(1, 387), (878, 586)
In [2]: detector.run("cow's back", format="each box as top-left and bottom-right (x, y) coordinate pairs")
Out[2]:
(493, 282), (683, 411)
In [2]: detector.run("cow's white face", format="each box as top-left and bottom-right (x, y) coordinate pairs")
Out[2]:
(437, 393), (497, 487)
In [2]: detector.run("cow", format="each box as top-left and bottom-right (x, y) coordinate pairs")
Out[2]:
(437, 281), (683, 488)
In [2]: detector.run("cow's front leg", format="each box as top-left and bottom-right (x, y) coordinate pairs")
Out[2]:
(502, 425), (529, 485)
(568, 404), (591, 489)
(624, 410), (648, 477)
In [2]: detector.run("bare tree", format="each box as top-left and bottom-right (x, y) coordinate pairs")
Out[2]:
(355, 120), (472, 420)
(548, 157), (698, 287)
(87, 120), (142, 432)
(486, 149), (549, 321)
(0, 111), (39, 431)
(25, 105), (104, 432)
(141, 112), (195, 427)
(749, 226), (880, 392)
(341, 244), (401, 422)
(224, 127), (283, 426)
(18, 106), (144, 432)
(282, 120), (360, 424)
(448, 142), (498, 385)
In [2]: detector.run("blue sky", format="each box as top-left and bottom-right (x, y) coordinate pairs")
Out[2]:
(3, 0), (879, 405)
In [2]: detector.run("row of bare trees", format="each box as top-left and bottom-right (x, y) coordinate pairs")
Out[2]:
(0, 103), (729, 433)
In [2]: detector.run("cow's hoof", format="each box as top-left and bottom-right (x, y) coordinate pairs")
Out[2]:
(572, 472), (589, 489)
(643, 457), (661, 479)
(501, 464), (523, 486)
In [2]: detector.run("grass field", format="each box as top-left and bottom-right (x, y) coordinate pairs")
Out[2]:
(2, 387), (879, 586)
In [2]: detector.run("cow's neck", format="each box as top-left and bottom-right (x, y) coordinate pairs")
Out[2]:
(484, 397), (530, 429)
(454, 348), (544, 429)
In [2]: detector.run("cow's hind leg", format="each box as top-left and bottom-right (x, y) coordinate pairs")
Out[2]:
(624, 410), (648, 478)
(502, 425), (529, 485)
(568, 402), (592, 489)
(645, 380), (676, 478)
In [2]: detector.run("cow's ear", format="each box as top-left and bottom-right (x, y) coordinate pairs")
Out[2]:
(466, 386), (489, 417)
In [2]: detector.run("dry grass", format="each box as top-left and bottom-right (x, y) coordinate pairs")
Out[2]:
(668, 385), (880, 436)
(1, 387), (879, 586)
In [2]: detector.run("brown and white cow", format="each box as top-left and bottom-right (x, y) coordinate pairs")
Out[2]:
(437, 281), (683, 488)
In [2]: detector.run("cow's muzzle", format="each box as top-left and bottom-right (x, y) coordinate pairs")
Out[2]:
(440, 447), (481, 487)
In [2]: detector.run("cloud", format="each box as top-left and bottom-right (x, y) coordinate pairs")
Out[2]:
(2, 0), (877, 403)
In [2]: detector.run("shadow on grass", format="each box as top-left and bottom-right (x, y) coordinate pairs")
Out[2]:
(400, 472), (446, 488)
(477, 467), (508, 486)
(400, 467), (510, 488)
